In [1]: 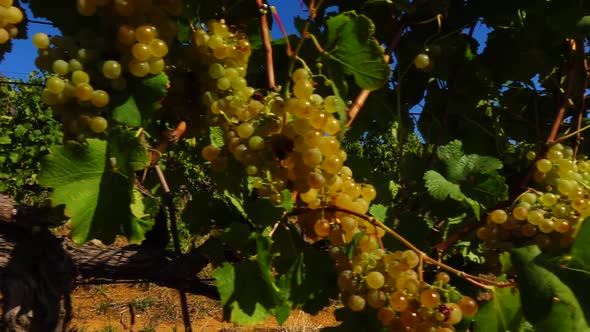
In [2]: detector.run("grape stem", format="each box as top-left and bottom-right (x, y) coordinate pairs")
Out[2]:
(154, 165), (193, 331)
(346, 18), (406, 128)
(546, 38), (577, 144)
(270, 6), (292, 56)
(256, 0), (276, 90)
(294, 206), (515, 289)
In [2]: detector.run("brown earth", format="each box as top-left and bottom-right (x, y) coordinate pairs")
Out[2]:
(68, 283), (339, 332)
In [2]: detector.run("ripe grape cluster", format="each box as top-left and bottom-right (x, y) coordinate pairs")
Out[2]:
(333, 247), (478, 330)
(34, 0), (178, 140)
(0, 0), (23, 44)
(193, 20), (480, 330)
(478, 143), (583, 250)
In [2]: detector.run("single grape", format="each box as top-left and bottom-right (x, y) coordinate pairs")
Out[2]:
(366, 290), (386, 308)
(292, 68), (310, 83)
(236, 122), (254, 138)
(526, 150), (536, 160)
(293, 80), (314, 99)
(313, 218), (331, 237)
(536, 159), (553, 173)
(132, 43), (152, 61)
(414, 53), (431, 69)
(201, 145), (220, 161)
(52, 59), (69, 76)
(347, 295), (366, 311)
(366, 271), (385, 289)
(90, 90), (110, 107)
(377, 307), (396, 326)
(135, 25), (157, 43)
(71, 70), (90, 85)
(129, 60), (150, 77)
(149, 39), (169, 57)
(302, 147), (323, 167)
(512, 206), (528, 221)
(74, 83), (94, 101)
(435, 272), (451, 284)
(89, 116), (108, 133)
(457, 296), (478, 317)
(117, 25), (136, 45)
(46, 76), (65, 94)
(420, 289), (441, 309)
(489, 209), (508, 224)
(402, 250), (419, 268)
(102, 60), (122, 79)
(389, 290), (409, 312)
(443, 303), (462, 325)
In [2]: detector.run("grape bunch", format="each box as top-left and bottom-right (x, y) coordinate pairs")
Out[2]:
(477, 143), (584, 250)
(0, 0), (24, 44)
(34, 0), (179, 140)
(332, 246), (478, 330)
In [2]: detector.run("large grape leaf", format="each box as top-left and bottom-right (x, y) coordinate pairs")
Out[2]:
(511, 246), (590, 332)
(325, 11), (390, 90)
(474, 284), (523, 332)
(569, 217), (590, 270)
(37, 139), (147, 243)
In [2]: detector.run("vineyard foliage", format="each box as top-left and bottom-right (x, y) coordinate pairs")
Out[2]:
(3, 0), (590, 331)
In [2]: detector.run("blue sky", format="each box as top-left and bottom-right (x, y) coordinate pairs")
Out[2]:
(0, 1), (306, 80)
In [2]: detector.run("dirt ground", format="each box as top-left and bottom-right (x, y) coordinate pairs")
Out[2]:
(68, 283), (339, 332)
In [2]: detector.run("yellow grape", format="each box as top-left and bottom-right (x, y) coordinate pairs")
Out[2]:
(33, 32), (50, 49)
(74, 83), (94, 100)
(132, 43), (152, 61)
(149, 39), (168, 57)
(90, 90), (109, 107)
(135, 25), (157, 43)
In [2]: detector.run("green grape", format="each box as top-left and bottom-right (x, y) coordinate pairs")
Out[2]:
(420, 289), (441, 309)
(414, 53), (431, 69)
(102, 60), (122, 79)
(536, 159), (553, 173)
(520, 192), (537, 205)
(135, 25), (157, 43)
(149, 58), (165, 74)
(402, 250), (419, 268)
(557, 179), (577, 195)
(323, 117), (341, 135)
(149, 39), (168, 57)
(247, 135), (264, 150)
(389, 290), (409, 312)
(489, 209), (508, 224)
(358, 234), (378, 252)
(308, 171), (326, 189)
(340, 216), (357, 231)
(347, 295), (366, 311)
(314, 218), (331, 237)
(0, 29), (8, 44)
(69, 59), (83, 72)
(361, 184), (377, 201)
(293, 80), (314, 99)
(300, 189), (317, 203)
(208, 63), (225, 79)
(547, 149), (563, 162)
(541, 193), (558, 206)
(366, 271), (385, 289)
(321, 155), (343, 174)
(551, 203), (569, 218)
(52, 59), (69, 76)
(207, 34), (224, 49)
(245, 165), (258, 176)
(46, 76), (65, 94)
(302, 147), (323, 167)
(231, 77), (247, 91)
(309, 111), (327, 129)
(444, 303), (463, 325)
(89, 116), (108, 133)
(292, 68), (310, 83)
(75, 83), (94, 100)
(539, 218), (554, 233)
(71, 70), (90, 85)
(435, 272), (451, 284)
(90, 90), (109, 107)
(337, 270), (354, 291)
(527, 209), (544, 225)
(216, 77), (231, 90)
(526, 150), (536, 160)
(236, 122), (254, 138)
(41, 89), (58, 105)
(457, 296), (478, 317)
(129, 60), (150, 77)
(132, 43), (152, 61)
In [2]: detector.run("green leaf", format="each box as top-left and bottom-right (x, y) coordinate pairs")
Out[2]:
(474, 284), (522, 332)
(511, 246), (590, 332)
(111, 94), (142, 127)
(107, 127), (150, 177)
(438, 140), (502, 181)
(369, 204), (387, 221)
(277, 189), (293, 212)
(423, 170), (480, 217)
(569, 218), (590, 270)
(209, 126), (225, 148)
(325, 12), (390, 90)
(213, 262), (273, 325)
(37, 139), (133, 244)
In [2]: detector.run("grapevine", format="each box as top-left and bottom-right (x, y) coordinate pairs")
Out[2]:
(2, 1), (590, 331)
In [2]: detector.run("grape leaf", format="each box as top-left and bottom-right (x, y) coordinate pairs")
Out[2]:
(369, 204), (387, 221)
(511, 245), (590, 332)
(111, 94), (141, 127)
(111, 73), (169, 127)
(423, 170), (480, 217)
(325, 12), (390, 90)
(569, 217), (590, 270)
(437, 140), (502, 181)
(107, 127), (149, 177)
(213, 261), (273, 325)
(37, 139), (133, 243)
(209, 126), (225, 148)
(474, 284), (523, 332)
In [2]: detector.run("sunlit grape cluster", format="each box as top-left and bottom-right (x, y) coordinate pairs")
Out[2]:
(478, 143), (585, 250)
(0, 0), (23, 44)
(331, 246), (478, 330)
(34, 0), (178, 140)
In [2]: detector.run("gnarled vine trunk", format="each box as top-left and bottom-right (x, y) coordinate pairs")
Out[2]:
(0, 194), (217, 332)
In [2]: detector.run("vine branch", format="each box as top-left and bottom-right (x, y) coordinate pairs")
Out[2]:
(257, 0), (276, 91)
